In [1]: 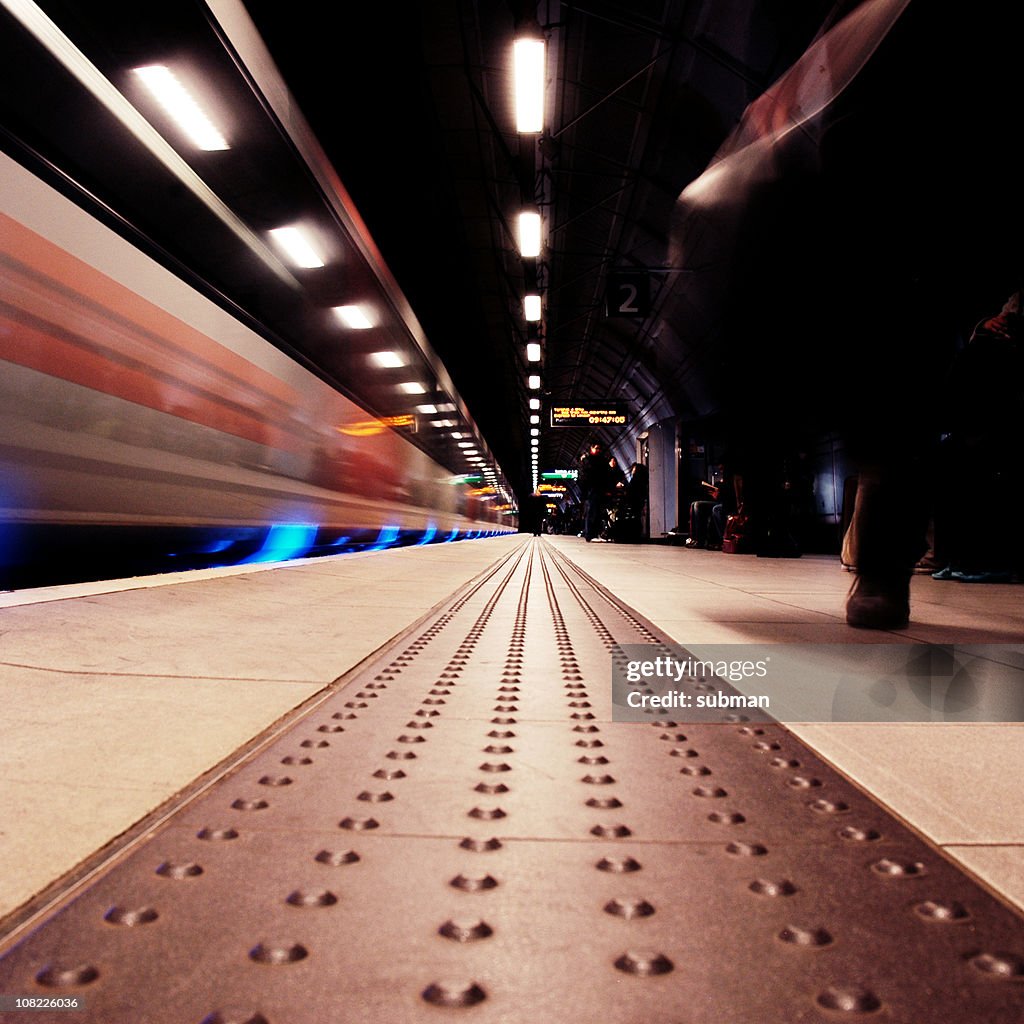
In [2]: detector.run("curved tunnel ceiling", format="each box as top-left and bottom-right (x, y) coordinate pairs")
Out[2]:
(244, 0), (843, 497)
(3, 1), (1020, 506)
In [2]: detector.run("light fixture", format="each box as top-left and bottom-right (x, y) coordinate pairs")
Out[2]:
(132, 65), (229, 151)
(530, 428), (539, 436)
(369, 351), (404, 368)
(529, 398), (540, 410)
(336, 304), (374, 329)
(399, 381), (427, 394)
(416, 404), (438, 414)
(528, 374), (541, 390)
(513, 37), (545, 133)
(524, 294), (542, 321)
(517, 211), (542, 258)
(526, 342), (541, 363)
(269, 226), (324, 269)
(530, 415), (539, 424)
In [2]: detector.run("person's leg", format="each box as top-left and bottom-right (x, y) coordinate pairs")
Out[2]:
(687, 501), (713, 547)
(585, 496), (602, 541)
(845, 460), (928, 629)
(708, 503), (726, 548)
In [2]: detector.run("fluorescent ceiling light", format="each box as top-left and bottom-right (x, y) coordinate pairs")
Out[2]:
(270, 226), (324, 268)
(517, 211), (541, 258)
(133, 64), (229, 151)
(530, 428), (539, 436)
(416, 404), (438, 414)
(530, 415), (539, 424)
(436, 403), (457, 412)
(369, 351), (404, 368)
(336, 304), (374, 329)
(526, 342), (541, 362)
(513, 38), (545, 133)
(399, 381), (427, 394)
(528, 374), (541, 390)
(2, 6), (294, 286)
(524, 294), (542, 321)
(529, 398), (540, 410)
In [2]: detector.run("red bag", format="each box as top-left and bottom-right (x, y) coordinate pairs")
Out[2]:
(722, 513), (754, 554)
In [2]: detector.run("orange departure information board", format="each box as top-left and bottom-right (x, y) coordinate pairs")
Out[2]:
(550, 402), (628, 427)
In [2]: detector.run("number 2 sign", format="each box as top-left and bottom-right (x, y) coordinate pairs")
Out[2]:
(605, 271), (651, 318)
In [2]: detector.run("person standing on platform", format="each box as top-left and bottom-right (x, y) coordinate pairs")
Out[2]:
(607, 456), (627, 493)
(528, 491), (547, 536)
(578, 440), (611, 541)
(620, 461), (649, 542)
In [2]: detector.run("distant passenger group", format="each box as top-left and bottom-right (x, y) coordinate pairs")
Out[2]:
(535, 440), (648, 543)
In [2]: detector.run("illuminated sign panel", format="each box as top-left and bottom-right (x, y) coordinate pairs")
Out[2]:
(338, 414), (416, 437)
(550, 402), (628, 427)
(382, 414), (416, 429)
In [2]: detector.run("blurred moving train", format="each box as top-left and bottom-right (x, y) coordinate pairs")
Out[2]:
(0, 1), (523, 591)
(0, 148), (512, 590)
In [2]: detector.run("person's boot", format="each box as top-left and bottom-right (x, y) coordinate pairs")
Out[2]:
(845, 574), (910, 629)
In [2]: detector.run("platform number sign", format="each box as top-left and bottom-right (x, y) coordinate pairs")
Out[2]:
(605, 271), (650, 318)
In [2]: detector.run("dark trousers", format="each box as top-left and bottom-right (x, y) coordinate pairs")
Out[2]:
(583, 496), (604, 540)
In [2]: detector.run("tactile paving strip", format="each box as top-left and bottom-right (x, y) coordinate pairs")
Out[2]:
(2, 538), (1024, 1022)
